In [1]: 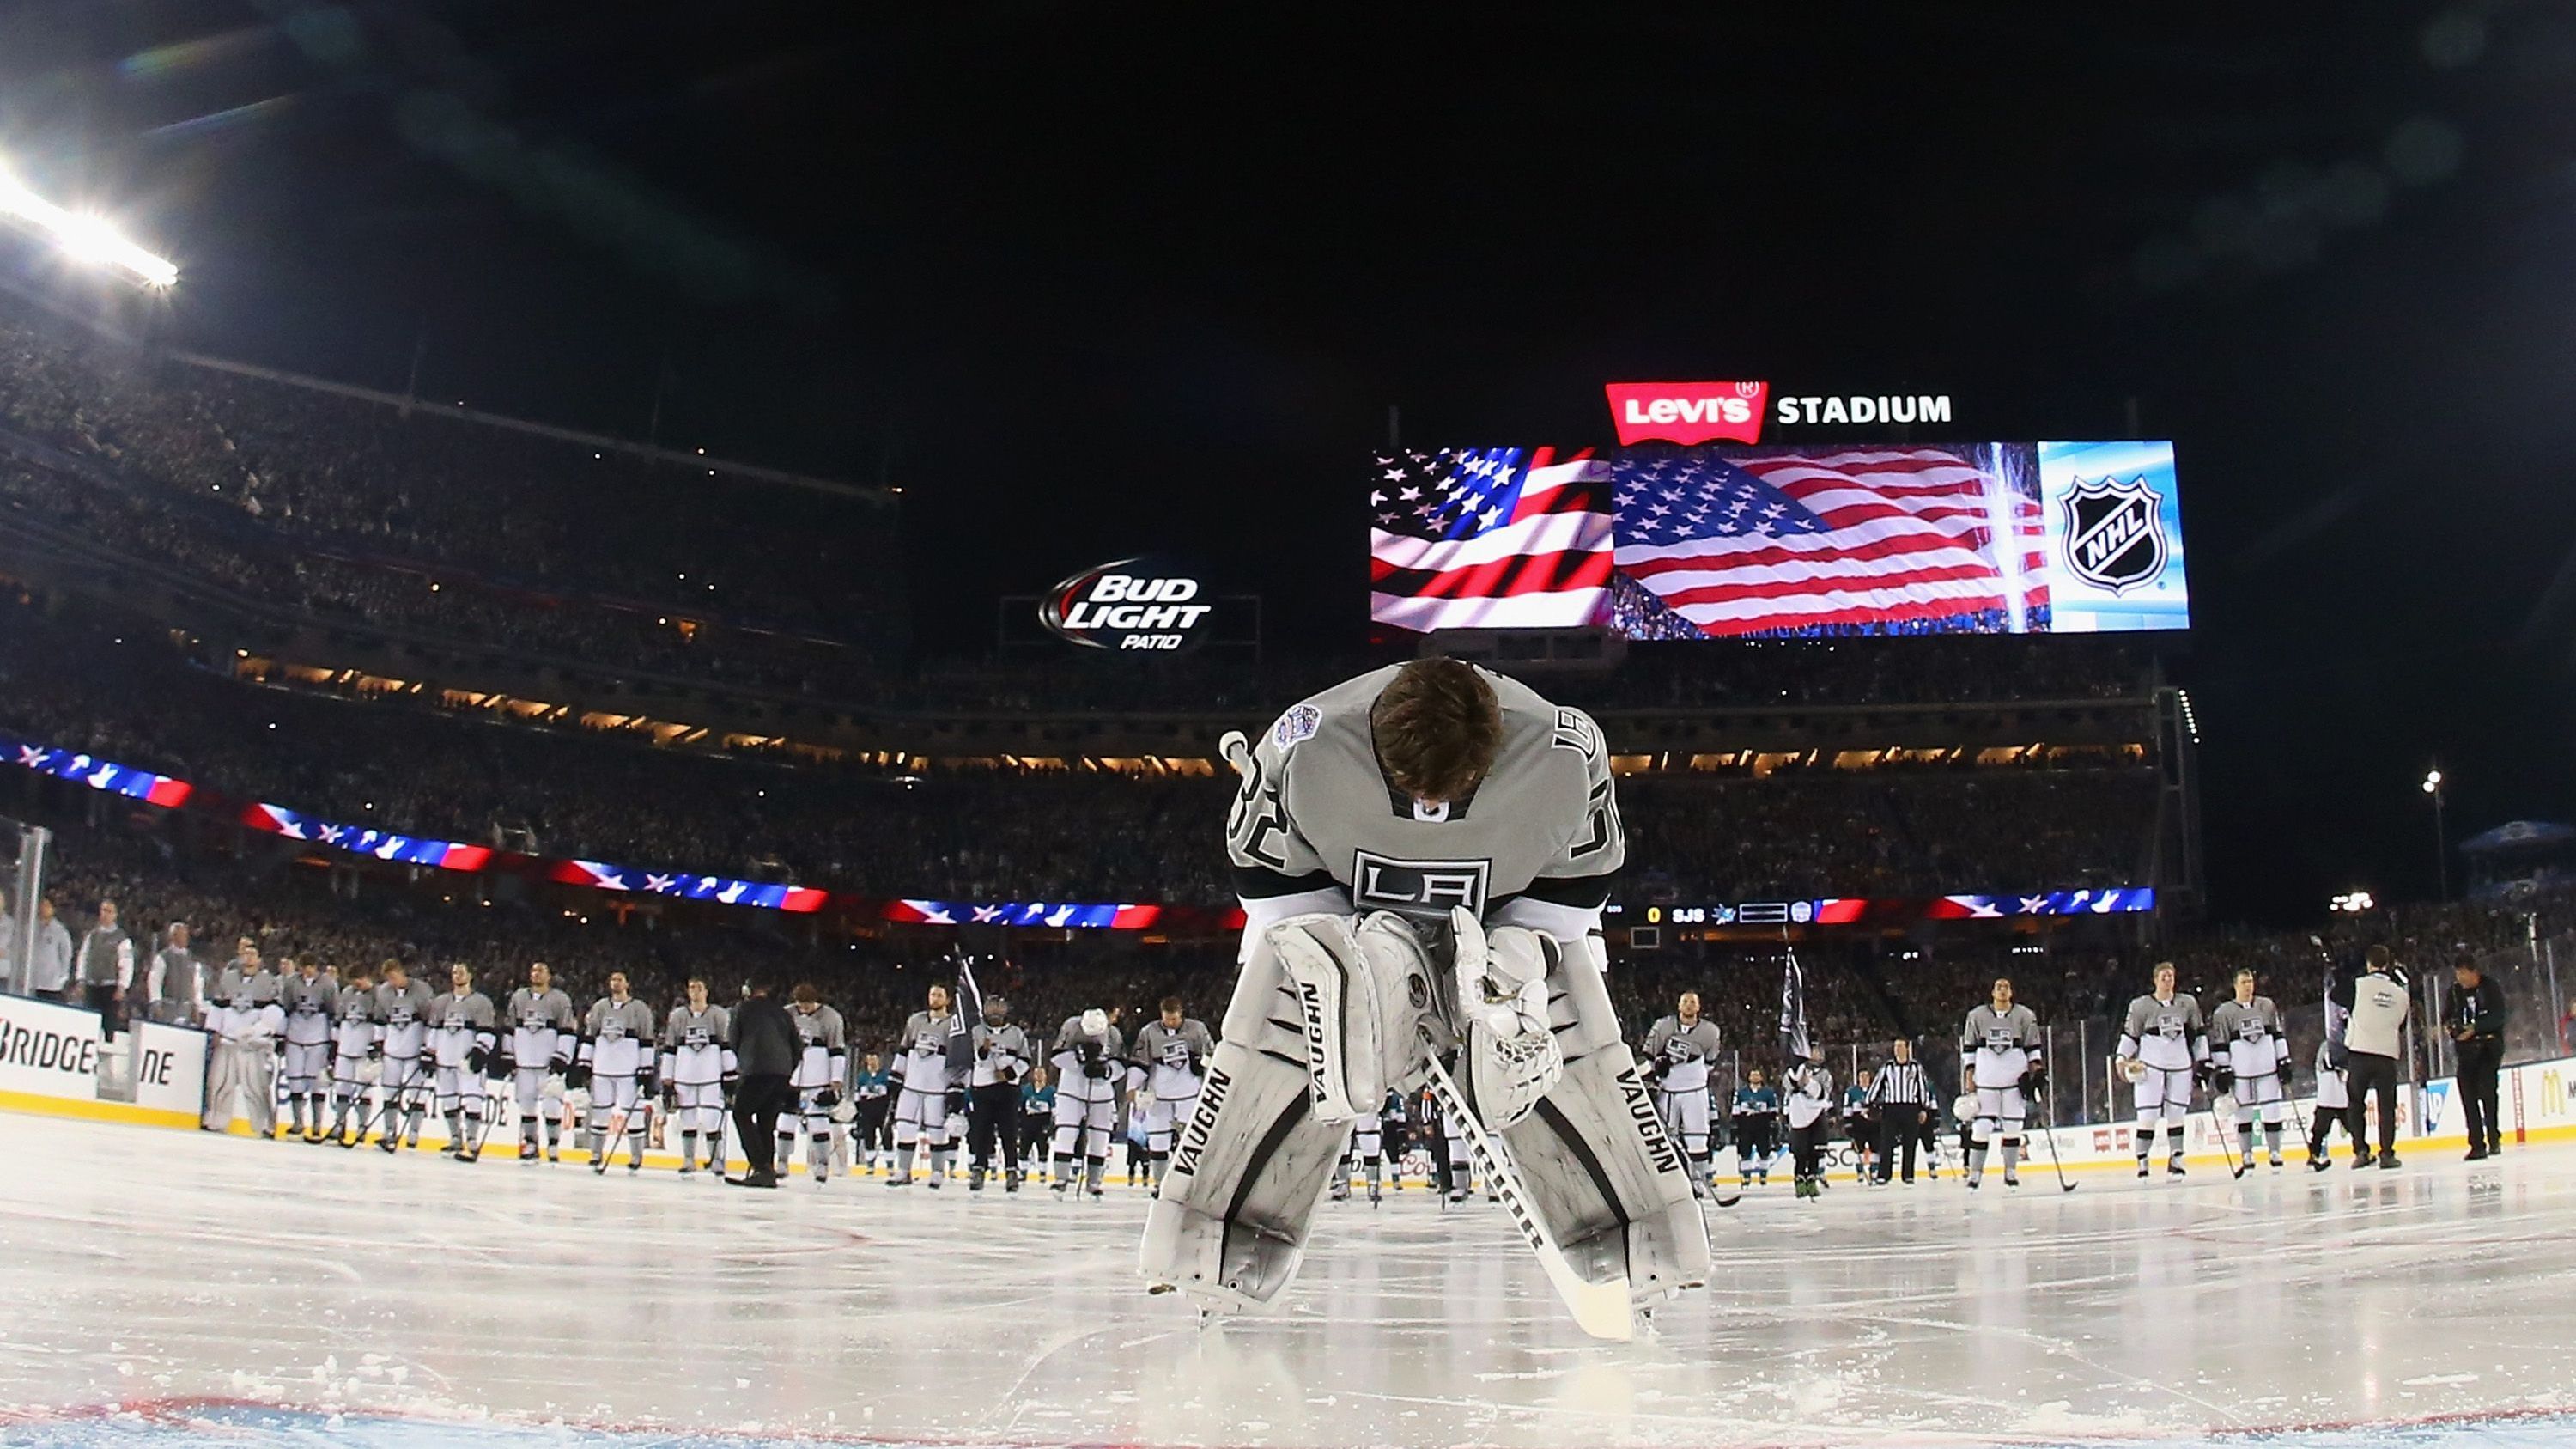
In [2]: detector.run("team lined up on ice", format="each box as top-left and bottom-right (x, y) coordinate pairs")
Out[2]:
(186, 946), (1226, 1193)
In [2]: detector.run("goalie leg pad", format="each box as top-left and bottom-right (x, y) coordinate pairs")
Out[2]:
(1490, 936), (1710, 1300)
(1139, 943), (1357, 1314)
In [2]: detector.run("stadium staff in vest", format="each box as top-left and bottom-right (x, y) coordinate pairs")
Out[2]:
(76, 898), (137, 1040)
(728, 981), (800, 1190)
(2444, 954), (2507, 1160)
(2342, 946), (2411, 1169)
(149, 922), (205, 1025)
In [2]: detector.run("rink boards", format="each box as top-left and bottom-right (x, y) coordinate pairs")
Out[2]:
(3, 977), (2573, 1182)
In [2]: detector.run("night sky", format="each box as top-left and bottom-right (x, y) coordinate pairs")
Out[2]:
(2, 3), (2570, 923)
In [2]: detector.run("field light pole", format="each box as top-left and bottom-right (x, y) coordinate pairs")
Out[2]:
(2421, 769), (2448, 903)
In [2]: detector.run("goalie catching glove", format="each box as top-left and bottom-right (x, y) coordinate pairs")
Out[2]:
(1448, 909), (1564, 1132)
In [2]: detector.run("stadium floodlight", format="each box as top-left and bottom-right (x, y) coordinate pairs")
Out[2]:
(0, 159), (179, 289)
(2330, 890), (2376, 913)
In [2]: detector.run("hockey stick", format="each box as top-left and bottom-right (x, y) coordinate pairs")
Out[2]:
(2215, 1090), (2252, 1179)
(356, 1062), (428, 1148)
(1422, 1055), (1634, 1343)
(2032, 1088), (2077, 1193)
(592, 1090), (647, 1174)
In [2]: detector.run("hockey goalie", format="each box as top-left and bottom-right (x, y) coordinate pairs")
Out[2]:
(1139, 658), (1710, 1337)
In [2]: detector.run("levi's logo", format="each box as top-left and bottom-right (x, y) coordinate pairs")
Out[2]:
(1605, 381), (1769, 446)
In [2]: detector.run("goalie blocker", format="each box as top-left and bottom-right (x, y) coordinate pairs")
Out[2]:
(1139, 907), (1708, 1319)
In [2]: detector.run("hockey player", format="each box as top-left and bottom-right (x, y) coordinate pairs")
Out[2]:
(503, 963), (579, 1163)
(276, 957), (338, 1142)
(781, 984), (848, 1186)
(1640, 992), (1724, 1198)
(1051, 1008), (1124, 1198)
(1731, 1068), (1781, 1187)
(1127, 997), (1215, 1193)
(1782, 1055), (1834, 1200)
(966, 995), (1031, 1192)
(851, 1052), (892, 1174)
(201, 948), (282, 1135)
(1018, 1065), (1055, 1177)
(1437, 1102), (1484, 1205)
(1330, 1098), (1379, 1204)
(2208, 967), (2293, 1174)
(577, 971), (659, 1174)
(1140, 658), (1705, 1332)
(663, 977), (732, 1176)
(2306, 1038), (2356, 1170)
(325, 965), (377, 1146)
(428, 965), (498, 1161)
(1959, 977), (2044, 1190)
(372, 960), (436, 1151)
(2115, 961), (2208, 1178)
(890, 983), (962, 1188)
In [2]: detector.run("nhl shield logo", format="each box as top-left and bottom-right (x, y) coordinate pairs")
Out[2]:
(2059, 476), (2168, 595)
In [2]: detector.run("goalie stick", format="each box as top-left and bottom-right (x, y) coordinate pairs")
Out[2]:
(1420, 1053), (1635, 1342)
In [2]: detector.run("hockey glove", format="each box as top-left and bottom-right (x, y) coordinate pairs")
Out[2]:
(566, 1062), (592, 1092)
(2211, 1064), (2234, 1097)
(637, 1066), (658, 1096)
(1449, 908), (1564, 1133)
(466, 1046), (489, 1076)
(814, 1087), (841, 1111)
(495, 1051), (515, 1080)
(946, 1087), (969, 1114)
(2020, 1061), (2047, 1093)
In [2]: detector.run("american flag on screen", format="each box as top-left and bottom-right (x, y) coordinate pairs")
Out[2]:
(1369, 447), (1615, 632)
(1613, 448), (2048, 636)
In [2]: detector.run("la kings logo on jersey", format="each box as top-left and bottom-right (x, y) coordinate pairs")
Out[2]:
(1351, 849), (1490, 916)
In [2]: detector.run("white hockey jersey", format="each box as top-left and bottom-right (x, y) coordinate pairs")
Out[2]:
(2117, 992), (2208, 1073)
(1960, 1003), (2042, 1090)
(1642, 1015), (1722, 1094)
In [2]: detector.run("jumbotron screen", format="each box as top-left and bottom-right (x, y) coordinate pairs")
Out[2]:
(1368, 440), (2188, 638)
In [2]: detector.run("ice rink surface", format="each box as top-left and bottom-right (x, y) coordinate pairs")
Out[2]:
(3, 1113), (2573, 1449)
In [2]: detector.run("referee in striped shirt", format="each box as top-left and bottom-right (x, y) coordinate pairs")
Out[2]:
(1864, 1038), (1935, 1184)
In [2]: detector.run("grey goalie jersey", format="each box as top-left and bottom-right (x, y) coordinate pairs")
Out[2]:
(1224, 664), (1624, 942)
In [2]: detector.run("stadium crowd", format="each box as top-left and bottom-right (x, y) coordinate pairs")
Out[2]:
(0, 603), (2156, 906)
(1, 288), (2163, 716)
